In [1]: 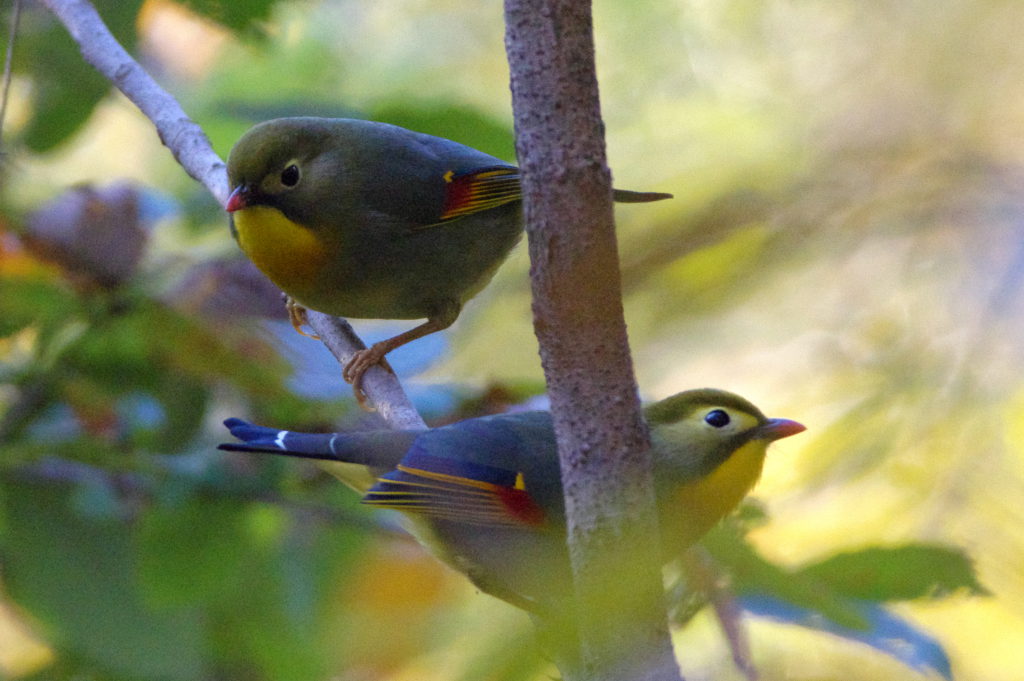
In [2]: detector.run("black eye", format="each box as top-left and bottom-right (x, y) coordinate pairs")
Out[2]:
(280, 164), (300, 187)
(704, 409), (731, 428)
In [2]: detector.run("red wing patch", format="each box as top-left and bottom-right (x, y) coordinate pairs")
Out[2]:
(362, 450), (545, 528)
(434, 166), (522, 223)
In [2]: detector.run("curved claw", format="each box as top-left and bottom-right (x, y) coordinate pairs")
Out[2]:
(343, 347), (395, 412)
(286, 298), (321, 340)
(351, 376), (373, 412)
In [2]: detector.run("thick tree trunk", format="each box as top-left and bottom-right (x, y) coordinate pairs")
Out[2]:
(503, 2), (684, 681)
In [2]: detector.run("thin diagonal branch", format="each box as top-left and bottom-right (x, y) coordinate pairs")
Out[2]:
(39, 0), (423, 426)
(39, 0), (227, 204)
(305, 310), (426, 430)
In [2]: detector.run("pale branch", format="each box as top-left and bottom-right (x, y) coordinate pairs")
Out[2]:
(39, 0), (228, 204)
(304, 311), (426, 430)
(39, 0), (422, 426)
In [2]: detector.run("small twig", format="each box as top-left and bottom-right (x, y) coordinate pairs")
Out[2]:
(682, 547), (758, 681)
(0, 0), (22, 142)
(38, 0), (423, 426)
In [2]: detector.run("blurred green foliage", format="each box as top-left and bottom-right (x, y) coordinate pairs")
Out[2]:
(1, 0), (1022, 680)
(14, 1), (143, 151)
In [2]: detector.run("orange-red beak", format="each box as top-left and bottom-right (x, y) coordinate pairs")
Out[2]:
(759, 418), (806, 441)
(226, 185), (251, 213)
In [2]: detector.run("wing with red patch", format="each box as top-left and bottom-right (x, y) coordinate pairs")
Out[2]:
(426, 165), (521, 225)
(362, 449), (546, 528)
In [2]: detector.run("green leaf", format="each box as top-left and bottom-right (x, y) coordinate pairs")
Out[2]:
(796, 544), (991, 601)
(19, 50), (110, 152)
(175, 0), (283, 35)
(371, 102), (516, 162)
(135, 497), (259, 608)
(149, 375), (210, 452)
(69, 474), (128, 520)
(699, 522), (870, 630)
(17, 1), (145, 151)
(697, 523), (979, 679)
(0, 278), (74, 338)
(0, 480), (207, 680)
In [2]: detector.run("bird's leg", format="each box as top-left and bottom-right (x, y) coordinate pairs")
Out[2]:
(345, 303), (459, 410)
(285, 297), (321, 340)
(344, 318), (444, 409)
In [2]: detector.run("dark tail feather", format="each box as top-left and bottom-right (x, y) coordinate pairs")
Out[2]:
(218, 418), (344, 462)
(612, 188), (673, 203)
(219, 418), (417, 469)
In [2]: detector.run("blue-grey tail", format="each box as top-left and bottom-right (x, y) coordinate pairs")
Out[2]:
(218, 418), (417, 469)
(218, 418), (346, 461)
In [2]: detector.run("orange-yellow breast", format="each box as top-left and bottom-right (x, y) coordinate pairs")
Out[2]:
(232, 206), (330, 305)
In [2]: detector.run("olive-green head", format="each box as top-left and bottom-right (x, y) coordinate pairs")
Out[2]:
(645, 388), (805, 482)
(226, 117), (347, 228)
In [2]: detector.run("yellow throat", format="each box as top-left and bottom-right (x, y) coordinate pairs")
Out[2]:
(232, 206), (328, 304)
(667, 439), (769, 547)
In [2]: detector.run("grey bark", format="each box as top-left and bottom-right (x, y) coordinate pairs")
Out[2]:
(503, 1), (684, 680)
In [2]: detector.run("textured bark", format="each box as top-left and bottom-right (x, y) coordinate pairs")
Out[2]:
(503, 2), (683, 681)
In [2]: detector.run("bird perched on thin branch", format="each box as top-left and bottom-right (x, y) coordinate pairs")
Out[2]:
(225, 117), (671, 406)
